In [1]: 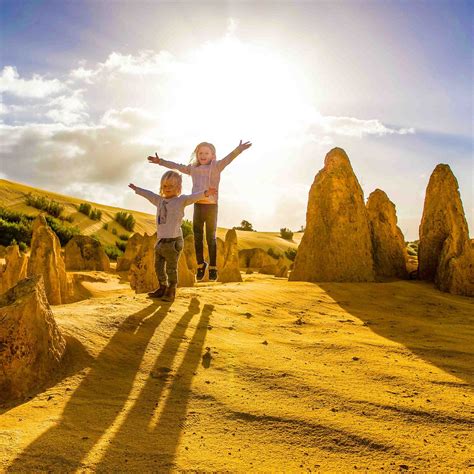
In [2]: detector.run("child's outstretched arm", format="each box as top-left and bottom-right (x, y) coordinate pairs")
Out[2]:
(147, 152), (191, 175)
(182, 187), (217, 206)
(129, 183), (161, 206)
(217, 140), (252, 171)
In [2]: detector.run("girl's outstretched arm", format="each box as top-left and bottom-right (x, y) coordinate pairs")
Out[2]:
(147, 152), (191, 175)
(217, 140), (252, 171)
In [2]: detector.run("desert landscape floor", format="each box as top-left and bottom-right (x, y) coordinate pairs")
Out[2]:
(1, 273), (473, 472)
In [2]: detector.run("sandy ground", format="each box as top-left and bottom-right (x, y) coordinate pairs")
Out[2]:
(1, 273), (473, 473)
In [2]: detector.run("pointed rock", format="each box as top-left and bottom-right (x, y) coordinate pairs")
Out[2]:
(0, 245), (29, 294)
(290, 148), (375, 282)
(116, 233), (145, 271)
(218, 229), (242, 282)
(367, 189), (408, 279)
(419, 164), (473, 296)
(64, 235), (110, 271)
(27, 215), (68, 305)
(129, 233), (158, 293)
(0, 276), (66, 402)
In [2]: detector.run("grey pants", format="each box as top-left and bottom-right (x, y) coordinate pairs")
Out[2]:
(154, 237), (184, 286)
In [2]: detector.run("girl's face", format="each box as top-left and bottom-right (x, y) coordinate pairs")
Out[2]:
(196, 145), (215, 165)
(161, 179), (180, 199)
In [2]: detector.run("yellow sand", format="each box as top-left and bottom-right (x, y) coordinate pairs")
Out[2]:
(1, 273), (473, 472)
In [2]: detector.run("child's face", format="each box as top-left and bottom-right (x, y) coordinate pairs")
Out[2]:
(197, 145), (215, 165)
(161, 180), (180, 199)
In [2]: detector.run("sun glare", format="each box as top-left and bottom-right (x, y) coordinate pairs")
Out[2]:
(158, 37), (313, 149)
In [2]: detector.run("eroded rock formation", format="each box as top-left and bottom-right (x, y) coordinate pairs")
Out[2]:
(116, 233), (145, 271)
(290, 147), (375, 282)
(129, 234), (158, 293)
(65, 235), (110, 271)
(218, 229), (242, 282)
(0, 276), (66, 402)
(27, 215), (68, 305)
(0, 245), (29, 294)
(367, 189), (408, 279)
(419, 164), (473, 296)
(239, 248), (274, 271)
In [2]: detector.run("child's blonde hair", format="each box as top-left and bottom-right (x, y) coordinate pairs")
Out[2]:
(160, 170), (182, 196)
(190, 142), (216, 166)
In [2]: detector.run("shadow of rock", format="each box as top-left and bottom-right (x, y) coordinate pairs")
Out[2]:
(318, 281), (474, 385)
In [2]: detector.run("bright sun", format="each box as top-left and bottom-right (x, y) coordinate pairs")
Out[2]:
(159, 36), (313, 150)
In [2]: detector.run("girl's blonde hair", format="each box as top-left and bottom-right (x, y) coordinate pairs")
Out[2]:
(160, 170), (182, 196)
(190, 142), (216, 166)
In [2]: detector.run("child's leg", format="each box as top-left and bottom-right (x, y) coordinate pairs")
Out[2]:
(154, 244), (167, 285)
(193, 204), (205, 265)
(163, 239), (184, 287)
(161, 239), (183, 301)
(204, 204), (218, 267)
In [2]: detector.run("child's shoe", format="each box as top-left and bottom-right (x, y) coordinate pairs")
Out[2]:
(208, 267), (218, 281)
(162, 284), (176, 302)
(196, 262), (208, 281)
(148, 283), (167, 298)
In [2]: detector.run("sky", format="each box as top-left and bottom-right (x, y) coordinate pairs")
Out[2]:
(0, 0), (472, 240)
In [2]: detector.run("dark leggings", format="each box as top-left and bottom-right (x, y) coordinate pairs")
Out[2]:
(193, 203), (218, 266)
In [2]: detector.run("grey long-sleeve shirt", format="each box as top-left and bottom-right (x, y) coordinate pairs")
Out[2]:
(158, 149), (241, 204)
(133, 187), (206, 239)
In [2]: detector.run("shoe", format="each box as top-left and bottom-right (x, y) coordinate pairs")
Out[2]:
(196, 262), (208, 281)
(162, 284), (176, 302)
(208, 267), (218, 281)
(148, 284), (167, 298)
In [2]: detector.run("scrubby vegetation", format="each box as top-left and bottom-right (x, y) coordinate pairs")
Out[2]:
(280, 227), (294, 240)
(0, 207), (80, 247)
(181, 219), (193, 238)
(267, 247), (281, 260)
(285, 247), (297, 261)
(115, 240), (127, 252)
(233, 220), (256, 231)
(115, 211), (135, 231)
(78, 202), (102, 221)
(104, 245), (123, 261)
(119, 233), (129, 241)
(25, 193), (64, 218)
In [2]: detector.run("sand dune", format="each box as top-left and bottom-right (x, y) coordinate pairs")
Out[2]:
(1, 273), (472, 472)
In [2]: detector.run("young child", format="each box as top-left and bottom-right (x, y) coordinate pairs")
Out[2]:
(129, 171), (216, 302)
(147, 140), (252, 281)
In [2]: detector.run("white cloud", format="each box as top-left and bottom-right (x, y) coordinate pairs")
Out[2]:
(45, 90), (89, 125)
(0, 66), (66, 98)
(69, 67), (98, 84)
(318, 116), (415, 138)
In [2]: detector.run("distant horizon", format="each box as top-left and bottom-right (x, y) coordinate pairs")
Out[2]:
(1, 0), (472, 241)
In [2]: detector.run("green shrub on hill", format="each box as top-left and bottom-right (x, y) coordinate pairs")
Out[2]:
(285, 248), (297, 261)
(181, 219), (193, 238)
(44, 216), (81, 246)
(104, 245), (123, 261)
(280, 227), (294, 240)
(267, 247), (280, 260)
(25, 193), (64, 218)
(0, 218), (32, 247)
(78, 202), (102, 221)
(115, 211), (135, 231)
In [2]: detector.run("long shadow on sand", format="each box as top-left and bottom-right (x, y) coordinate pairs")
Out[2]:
(318, 281), (474, 386)
(94, 298), (213, 472)
(7, 300), (169, 472)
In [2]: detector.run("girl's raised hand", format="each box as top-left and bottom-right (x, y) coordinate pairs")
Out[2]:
(147, 152), (161, 164)
(128, 183), (137, 191)
(237, 140), (252, 152)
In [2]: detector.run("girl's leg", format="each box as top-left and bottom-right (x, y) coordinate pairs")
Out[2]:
(193, 204), (205, 265)
(205, 204), (218, 267)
